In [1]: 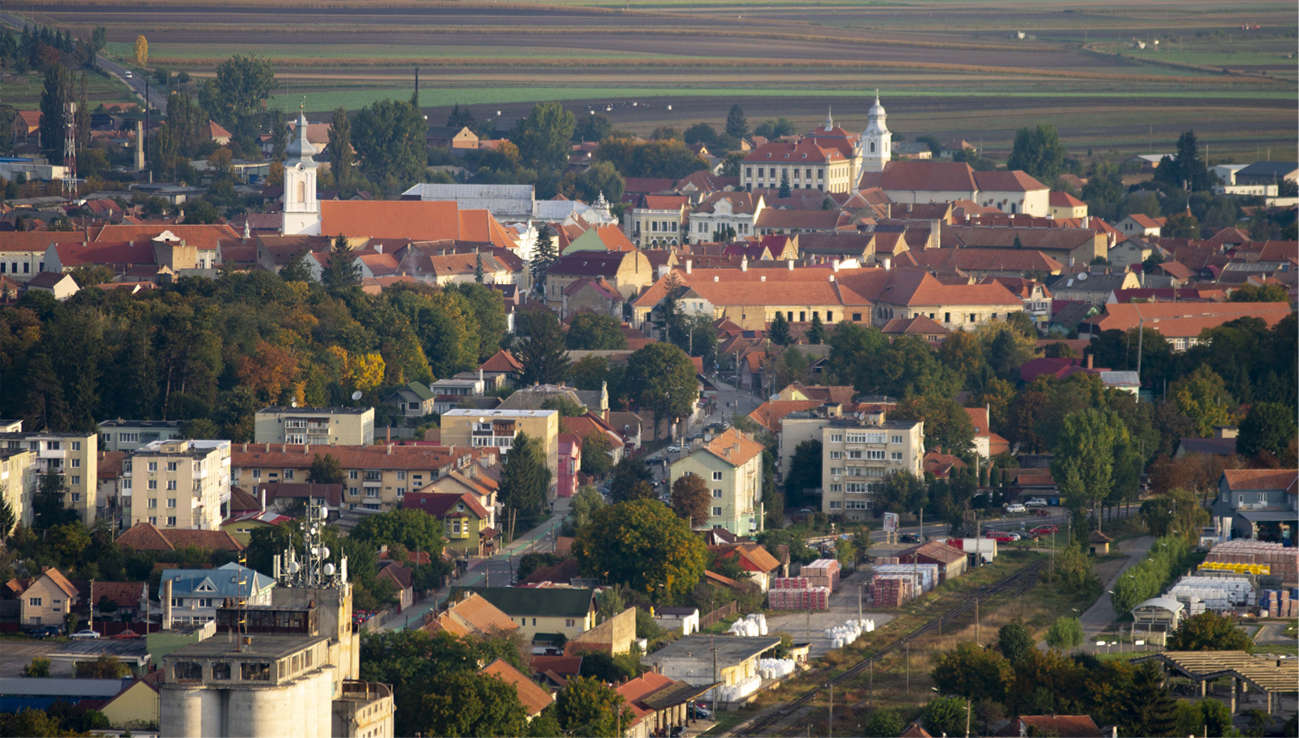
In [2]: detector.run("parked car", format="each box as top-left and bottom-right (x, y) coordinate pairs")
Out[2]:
(691, 704), (713, 720)
(1025, 497), (1048, 508)
(69, 629), (101, 639)
(1030, 524), (1059, 538)
(27, 625), (61, 639)
(1004, 503), (1028, 514)
(898, 533), (921, 543)
(666, 444), (681, 453)
(983, 531), (1017, 544)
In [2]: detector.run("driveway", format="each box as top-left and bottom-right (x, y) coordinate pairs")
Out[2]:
(1078, 535), (1154, 637)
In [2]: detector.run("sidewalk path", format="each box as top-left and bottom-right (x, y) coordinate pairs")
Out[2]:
(1078, 535), (1154, 637)
(378, 498), (570, 631)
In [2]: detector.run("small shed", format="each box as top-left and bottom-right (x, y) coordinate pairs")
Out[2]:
(1087, 529), (1113, 555)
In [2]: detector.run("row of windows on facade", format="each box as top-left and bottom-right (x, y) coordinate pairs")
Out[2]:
(828, 451), (905, 461)
(827, 499), (872, 510)
(696, 221), (751, 234)
(636, 220), (679, 234)
(28, 597), (62, 608)
(124, 460), (209, 473)
(829, 481), (885, 494)
(771, 310), (836, 323)
(249, 469), (424, 481)
(1, 261), (37, 274)
(145, 516), (180, 526)
(174, 654), (310, 682)
(746, 167), (832, 181)
(6, 440), (82, 451)
(122, 479), (200, 491)
(828, 433), (906, 444)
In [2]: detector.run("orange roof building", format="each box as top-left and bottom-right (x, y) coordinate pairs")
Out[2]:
(479, 658), (555, 717)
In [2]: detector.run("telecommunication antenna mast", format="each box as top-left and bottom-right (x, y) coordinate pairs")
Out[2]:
(62, 101), (77, 199)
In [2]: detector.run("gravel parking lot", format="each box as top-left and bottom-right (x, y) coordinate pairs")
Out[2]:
(763, 571), (895, 658)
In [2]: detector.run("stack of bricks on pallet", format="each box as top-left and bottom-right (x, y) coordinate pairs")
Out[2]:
(873, 563), (938, 593)
(1259, 589), (1299, 619)
(1206, 540), (1299, 584)
(871, 576), (916, 608)
(802, 559), (841, 591)
(875, 557), (900, 566)
(768, 585), (830, 611)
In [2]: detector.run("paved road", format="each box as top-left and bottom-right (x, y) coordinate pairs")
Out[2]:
(0, 10), (168, 112)
(378, 498), (570, 632)
(1078, 535), (1155, 637)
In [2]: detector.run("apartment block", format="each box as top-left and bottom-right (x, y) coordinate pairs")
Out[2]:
(0, 427), (99, 525)
(820, 417), (924, 521)
(230, 442), (474, 512)
(0, 447), (35, 528)
(254, 406), (375, 447)
(669, 428), (766, 536)
(439, 409), (559, 496)
(98, 419), (184, 452)
(124, 439), (232, 531)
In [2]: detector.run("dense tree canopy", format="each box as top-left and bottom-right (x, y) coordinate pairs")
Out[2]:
(573, 499), (707, 601)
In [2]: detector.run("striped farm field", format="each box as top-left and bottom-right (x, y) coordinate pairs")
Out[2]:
(10, 0), (1295, 158)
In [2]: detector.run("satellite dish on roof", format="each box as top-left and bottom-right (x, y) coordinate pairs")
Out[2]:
(1077, 272), (1089, 281)
(351, 390), (363, 401)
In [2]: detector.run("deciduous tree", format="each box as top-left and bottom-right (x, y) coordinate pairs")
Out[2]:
(1237, 401), (1296, 460)
(574, 499), (706, 601)
(352, 98), (426, 188)
(555, 676), (634, 738)
(1006, 125), (1066, 182)
(133, 35), (148, 67)
(510, 102), (576, 174)
(670, 473), (710, 527)
(38, 62), (73, 163)
(931, 641), (1012, 704)
(308, 453), (345, 484)
(1044, 615), (1083, 651)
(566, 312), (627, 351)
(198, 55), (277, 139)
(624, 342), (697, 441)
(351, 507), (445, 555)
(1169, 611), (1254, 652)
(580, 432), (613, 477)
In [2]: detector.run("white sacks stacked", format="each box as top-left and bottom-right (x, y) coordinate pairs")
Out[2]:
(716, 675), (762, 702)
(825, 618), (873, 649)
(757, 658), (796, 679)
(1168, 575), (1253, 610)
(727, 613), (769, 637)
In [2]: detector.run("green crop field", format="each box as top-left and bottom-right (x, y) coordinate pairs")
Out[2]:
(105, 42), (675, 61)
(0, 69), (135, 108)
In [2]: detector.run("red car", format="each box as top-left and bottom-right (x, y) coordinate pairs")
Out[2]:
(983, 531), (1017, 543)
(1030, 524), (1059, 538)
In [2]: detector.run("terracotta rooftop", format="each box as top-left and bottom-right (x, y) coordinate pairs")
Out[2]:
(479, 657), (556, 716)
(1222, 469), (1298, 493)
(424, 592), (519, 637)
(698, 428), (765, 467)
(115, 523), (244, 552)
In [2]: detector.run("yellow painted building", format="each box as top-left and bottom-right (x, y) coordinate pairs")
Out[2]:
(100, 677), (161, 730)
(669, 429), (765, 536)
(14, 567), (79, 629)
(439, 409), (559, 497)
(452, 587), (597, 642)
(0, 428), (98, 525)
(125, 439), (231, 531)
(0, 448), (34, 528)
(254, 406), (375, 446)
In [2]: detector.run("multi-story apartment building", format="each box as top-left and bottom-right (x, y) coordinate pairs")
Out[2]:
(230, 443), (474, 512)
(0, 447), (35, 528)
(820, 416), (924, 522)
(0, 426), (98, 525)
(254, 407), (375, 447)
(124, 439), (232, 531)
(439, 409), (559, 495)
(98, 420), (184, 452)
(669, 428), (765, 536)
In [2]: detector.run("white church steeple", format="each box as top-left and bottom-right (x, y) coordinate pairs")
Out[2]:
(860, 90), (891, 176)
(282, 106), (321, 236)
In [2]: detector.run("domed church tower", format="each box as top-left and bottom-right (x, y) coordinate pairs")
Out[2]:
(282, 107), (321, 235)
(855, 91), (892, 183)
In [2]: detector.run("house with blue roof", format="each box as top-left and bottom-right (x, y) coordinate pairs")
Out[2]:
(159, 563), (275, 626)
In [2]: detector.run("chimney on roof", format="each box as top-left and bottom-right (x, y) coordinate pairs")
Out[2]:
(260, 488), (266, 511)
(787, 260), (793, 271)
(881, 256), (892, 271)
(685, 259), (692, 274)
(387, 444), (393, 455)
(1086, 354), (1094, 369)
(740, 256), (748, 272)
(832, 259), (840, 271)
(243, 442), (248, 452)
(265, 443), (270, 452)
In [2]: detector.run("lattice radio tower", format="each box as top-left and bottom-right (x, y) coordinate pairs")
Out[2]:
(62, 101), (77, 200)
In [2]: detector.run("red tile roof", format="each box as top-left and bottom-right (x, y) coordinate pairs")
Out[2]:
(320, 201), (461, 241)
(911, 247), (1062, 274)
(0, 229), (92, 253)
(872, 161), (979, 193)
(973, 170), (1048, 192)
(744, 138), (845, 164)
(94, 224), (239, 252)
(746, 400), (825, 432)
(404, 491), (490, 520)
(232, 442), (467, 472)
(1085, 301), (1291, 337)
(1222, 469), (1298, 493)
(699, 428), (765, 467)
(479, 658), (555, 716)
(1049, 191), (1086, 207)
(479, 349), (524, 374)
(115, 523), (245, 552)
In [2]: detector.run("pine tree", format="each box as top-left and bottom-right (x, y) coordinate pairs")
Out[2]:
(322, 234), (360, 291)
(447, 103), (475, 129)
(279, 249), (314, 283)
(1119, 663), (1178, 737)
(474, 250), (484, 284)
(74, 74), (90, 152)
(1013, 234), (1023, 249)
(530, 223), (558, 295)
(516, 311), (570, 384)
(725, 104), (749, 140)
(499, 432), (549, 534)
(806, 312), (824, 344)
(768, 311), (792, 345)
(778, 171), (791, 198)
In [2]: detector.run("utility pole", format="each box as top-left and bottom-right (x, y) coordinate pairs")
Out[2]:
(975, 598), (980, 643)
(828, 683), (833, 737)
(712, 635), (718, 717)
(905, 641), (910, 699)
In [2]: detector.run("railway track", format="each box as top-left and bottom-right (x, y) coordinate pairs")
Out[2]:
(731, 559), (1046, 737)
